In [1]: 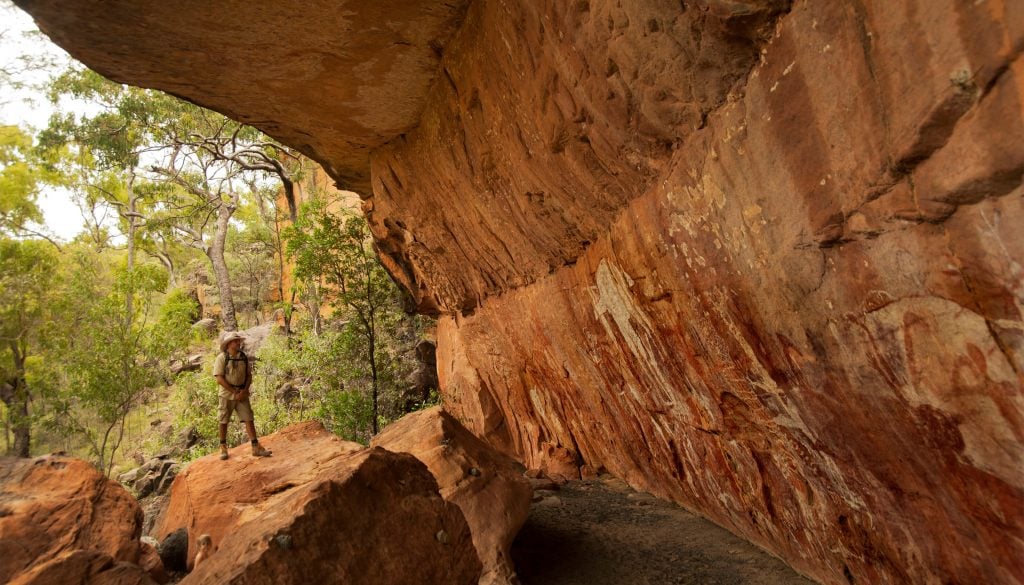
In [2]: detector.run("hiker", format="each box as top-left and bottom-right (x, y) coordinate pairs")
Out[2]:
(213, 331), (272, 459)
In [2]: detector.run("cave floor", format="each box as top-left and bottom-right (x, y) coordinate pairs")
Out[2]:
(510, 478), (817, 585)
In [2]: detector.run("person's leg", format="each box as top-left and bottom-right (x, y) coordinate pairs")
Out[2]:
(237, 400), (270, 456)
(218, 396), (231, 460)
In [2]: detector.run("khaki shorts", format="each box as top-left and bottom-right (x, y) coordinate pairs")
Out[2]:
(218, 395), (255, 424)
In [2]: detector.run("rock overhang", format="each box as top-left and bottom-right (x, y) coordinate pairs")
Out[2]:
(16, 0), (472, 192)
(14, 2), (1024, 584)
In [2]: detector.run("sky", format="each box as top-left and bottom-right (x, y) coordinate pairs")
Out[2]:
(1, 1), (88, 241)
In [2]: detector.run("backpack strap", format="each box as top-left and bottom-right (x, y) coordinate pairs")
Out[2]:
(226, 351), (247, 364)
(225, 351), (248, 389)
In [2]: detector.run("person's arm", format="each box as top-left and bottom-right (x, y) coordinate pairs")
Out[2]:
(232, 356), (252, 401)
(213, 354), (237, 399)
(216, 374), (242, 400)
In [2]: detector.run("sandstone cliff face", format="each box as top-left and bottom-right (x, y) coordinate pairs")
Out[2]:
(18, 1), (1024, 584)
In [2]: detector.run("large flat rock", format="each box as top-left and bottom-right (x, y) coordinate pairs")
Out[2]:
(373, 407), (532, 585)
(156, 421), (482, 584)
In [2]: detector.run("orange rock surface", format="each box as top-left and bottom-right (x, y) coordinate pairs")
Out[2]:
(372, 407), (532, 585)
(9, 550), (156, 585)
(0, 456), (146, 583)
(155, 421), (481, 584)
(17, 1), (1024, 583)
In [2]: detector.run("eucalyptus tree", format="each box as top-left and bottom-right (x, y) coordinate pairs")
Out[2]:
(286, 197), (408, 435)
(0, 125), (62, 247)
(0, 238), (58, 456)
(41, 66), (300, 331)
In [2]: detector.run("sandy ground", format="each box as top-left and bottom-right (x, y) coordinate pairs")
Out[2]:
(510, 478), (818, 585)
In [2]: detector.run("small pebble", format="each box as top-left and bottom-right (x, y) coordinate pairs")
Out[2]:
(627, 492), (657, 506)
(536, 495), (563, 507)
(435, 530), (450, 544)
(602, 477), (632, 492)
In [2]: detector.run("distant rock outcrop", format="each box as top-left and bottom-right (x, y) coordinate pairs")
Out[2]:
(190, 318), (217, 336)
(373, 407), (532, 585)
(169, 353), (204, 375)
(120, 455), (180, 499)
(0, 455), (150, 584)
(155, 421), (482, 584)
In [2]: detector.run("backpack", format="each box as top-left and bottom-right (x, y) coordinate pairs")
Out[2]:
(224, 351), (248, 387)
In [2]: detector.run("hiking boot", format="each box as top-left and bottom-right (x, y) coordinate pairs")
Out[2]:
(219, 444), (229, 460)
(252, 443), (272, 457)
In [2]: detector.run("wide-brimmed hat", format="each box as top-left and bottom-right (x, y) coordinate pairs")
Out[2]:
(219, 331), (245, 353)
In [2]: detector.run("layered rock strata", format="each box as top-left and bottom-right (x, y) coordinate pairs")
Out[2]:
(17, 0), (1024, 584)
(434, 3), (1024, 583)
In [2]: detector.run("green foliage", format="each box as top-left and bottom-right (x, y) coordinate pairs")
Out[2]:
(2, 62), (434, 465)
(227, 206), (277, 327)
(253, 331), (374, 444)
(39, 246), (188, 473)
(0, 125), (47, 235)
(41, 64), (301, 331)
(150, 288), (201, 355)
(0, 238), (59, 351)
(284, 195), (416, 435)
(42, 68), (189, 171)
(169, 368), (222, 460)
(0, 238), (60, 455)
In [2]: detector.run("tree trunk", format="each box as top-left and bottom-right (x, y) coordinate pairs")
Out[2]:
(281, 175), (297, 223)
(2, 347), (30, 457)
(269, 200), (292, 334)
(209, 203), (238, 331)
(368, 310), (379, 436)
(11, 385), (28, 458)
(125, 176), (137, 327)
(154, 250), (176, 287)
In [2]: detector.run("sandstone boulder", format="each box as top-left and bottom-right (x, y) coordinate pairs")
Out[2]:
(122, 456), (180, 499)
(141, 496), (170, 537)
(536, 442), (581, 482)
(240, 322), (275, 354)
(191, 318), (216, 335)
(9, 550), (156, 585)
(158, 528), (189, 573)
(170, 354), (204, 375)
(0, 455), (145, 583)
(139, 540), (168, 584)
(156, 421), (482, 584)
(275, 380), (302, 405)
(372, 407), (532, 585)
